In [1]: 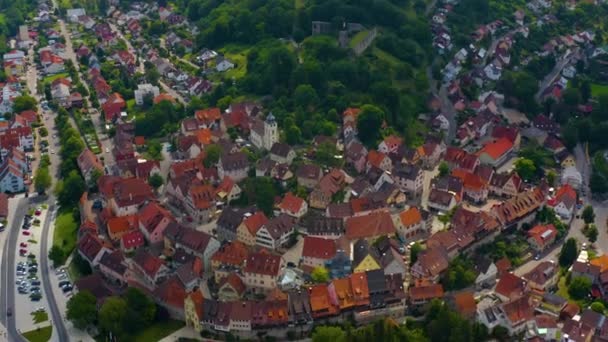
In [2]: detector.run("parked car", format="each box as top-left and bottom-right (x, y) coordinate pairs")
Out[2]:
(58, 281), (70, 288)
(19, 243), (27, 248)
(62, 285), (73, 293)
(30, 280), (41, 286)
(19, 249), (27, 255)
(22, 231), (30, 236)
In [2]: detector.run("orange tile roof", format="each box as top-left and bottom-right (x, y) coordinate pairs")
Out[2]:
(342, 107), (360, 118)
(453, 291), (477, 317)
(153, 93), (175, 104)
(409, 284), (444, 301)
(195, 128), (212, 145)
(195, 107), (221, 122)
(590, 255), (608, 273)
(382, 135), (403, 147)
(477, 137), (513, 160)
(330, 278), (355, 310)
(243, 212), (269, 235)
(451, 169), (487, 191)
(211, 241), (249, 267)
(495, 273), (527, 300)
(107, 215), (137, 239)
(349, 272), (370, 306)
(189, 290), (204, 319)
(527, 224), (557, 248)
(308, 284), (339, 317)
(367, 149), (387, 168)
(279, 192), (306, 214)
(399, 207), (422, 226)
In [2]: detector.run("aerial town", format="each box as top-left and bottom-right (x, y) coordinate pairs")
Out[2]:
(2, 0), (608, 341)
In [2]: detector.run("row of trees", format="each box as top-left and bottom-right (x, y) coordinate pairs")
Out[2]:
(53, 108), (87, 207)
(312, 300), (510, 342)
(67, 288), (157, 338)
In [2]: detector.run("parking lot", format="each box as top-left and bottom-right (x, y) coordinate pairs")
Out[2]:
(12, 205), (72, 333)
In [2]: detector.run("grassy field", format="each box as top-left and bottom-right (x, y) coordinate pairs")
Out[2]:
(372, 47), (402, 67)
(31, 311), (49, 324)
(52, 209), (78, 266)
(128, 320), (184, 342)
(42, 73), (70, 85)
(218, 45), (249, 80)
(22, 325), (52, 342)
(591, 83), (608, 98)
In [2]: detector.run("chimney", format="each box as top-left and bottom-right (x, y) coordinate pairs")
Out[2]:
(129, 193), (133, 201)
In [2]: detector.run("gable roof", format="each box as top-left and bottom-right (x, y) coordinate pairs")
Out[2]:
(477, 137), (513, 160)
(495, 273), (527, 299)
(302, 236), (336, 260)
(279, 193), (306, 214)
(345, 210), (395, 240)
(242, 211), (269, 236)
(399, 207), (423, 226)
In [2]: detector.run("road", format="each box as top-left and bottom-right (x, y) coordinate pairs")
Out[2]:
(0, 197), (29, 342)
(534, 49), (579, 102)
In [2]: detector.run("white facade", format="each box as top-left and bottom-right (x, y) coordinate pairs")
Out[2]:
(134, 84), (160, 105)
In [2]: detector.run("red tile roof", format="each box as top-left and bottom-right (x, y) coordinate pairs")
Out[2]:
(367, 150), (387, 169)
(211, 241), (249, 267)
(477, 137), (513, 160)
(279, 192), (306, 215)
(409, 284), (444, 301)
(244, 250), (282, 276)
(302, 236), (336, 260)
(495, 273), (527, 300)
(121, 230), (144, 249)
(345, 210), (395, 240)
(133, 250), (165, 278)
(242, 211), (268, 236)
(527, 224), (557, 248)
(153, 275), (186, 309)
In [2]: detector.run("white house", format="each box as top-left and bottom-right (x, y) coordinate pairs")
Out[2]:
(216, 59), (234, 72)
(134, 84), (160, 106)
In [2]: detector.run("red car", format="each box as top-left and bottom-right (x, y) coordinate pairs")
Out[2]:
(35, 210), (41, 216)
(19, 243), (27, 248)
(19, 249), (27, 255)
(22, 231), (30, 236)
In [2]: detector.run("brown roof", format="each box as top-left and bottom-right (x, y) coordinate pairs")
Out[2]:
(409, 284), (444, 301)
(296, 164), (321, 180)
(345, 210), (395, 240)
(302, 236), (336, 260)
(453, 291), (476, 317)
(132, 249), (165, 279)
(495, 273), (527, 300)
(0, 193), (8, 218)
(244, 250), (282, 276)
(113, 178), (154, 207)
(219, 273), (246, 296)
(279, 193), (306, 214)
(153, 275), (186, 309)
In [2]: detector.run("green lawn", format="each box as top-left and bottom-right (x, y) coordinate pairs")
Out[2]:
(42, 73), (70, 85)
(52, 209), (78, 266)
(349, 30), (370, 48)
(31, 311), (49, 324)
(218, 45), (249, 80)
(591, 83), (608, 98)
(22, 325), (52, 342)
(372, 47), (402, 67)
(128, 320), (185, 342)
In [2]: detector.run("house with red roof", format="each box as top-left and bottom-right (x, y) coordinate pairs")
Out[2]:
(489, 172), (522, 197)
(366, 150), (392, 172)
(495, 273), (528, 302)
(215, 176), (242, 204)
(138, 201), (174, 244)
(102, 93), (126, 121)
(492, 125), (521, 151)
(255, 214), (296, 251)
(184, 183), (216, 224)
(130, 249), (170, 290)
(77, 232), (112, 267)
(345, 210), (395, 241)
(547, 184), (577, 220)
(394, 206), (430, 241)
(195, 107), (223, 130)
(309, 284), (339, 319)
(110, 177), (154, 216)
(120, 230), (145, 253)
(217, 273), (246, 301)
(77, 148), (104, 186)
(153, 275), (187, 319)
(451, 169), (488, 203)
(378, 135), (403, 154)
(477, 137), (514, 166)
(211, 241), (249, 283)
(236, 211), (269, 246)
(527, 224), (558, 252)
(243, 250), (283, 293)
(301, 236), (337, 268)
(278, 192), (308, 218)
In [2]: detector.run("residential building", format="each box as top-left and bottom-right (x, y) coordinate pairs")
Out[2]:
(218, 152), (250, 183)
(249, 114), (278, 151)
(134, 83), (160, 105)
(527, 224), (558, 252)
(243, 250), (283, 293)
(77, 149), (103, 187)
(255, 214), (296, 250)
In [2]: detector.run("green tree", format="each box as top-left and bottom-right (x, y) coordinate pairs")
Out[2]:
(438, 161), (449, 177)
(34, 167), (52, 195)
(568, 276), (592, 300)
(48, 245), (64, 268)
(39, 127), (48, 137)
(124, 288), (156, 331)
(148, 174), (164, 189)
(203, 144), (221, 167)
(585, 224), (599, 243)
(591, 301), (605, 313)
(12, 95), (37, 112)
(582, 205), (595, 224)
(441, 256), (477, 290)
(294, 84), (319, 111)
(311, 266), (330, 283)
(315, 141), (341, 167)
(99, 297), (128, 336)
(55, 171), (86, 207)
(559, 238), (579, 268)
(242, 177), (278, 216)
(312, 326), (345, 342)
(66, 291), (98, 330)
(410, 242), (423, 266)
(546, 170), (557, 186)
(514, 158), (536, 181)
(356, 105), (385, 147)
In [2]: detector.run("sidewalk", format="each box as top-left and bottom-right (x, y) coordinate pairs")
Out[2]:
(158, 326), (203, 342)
